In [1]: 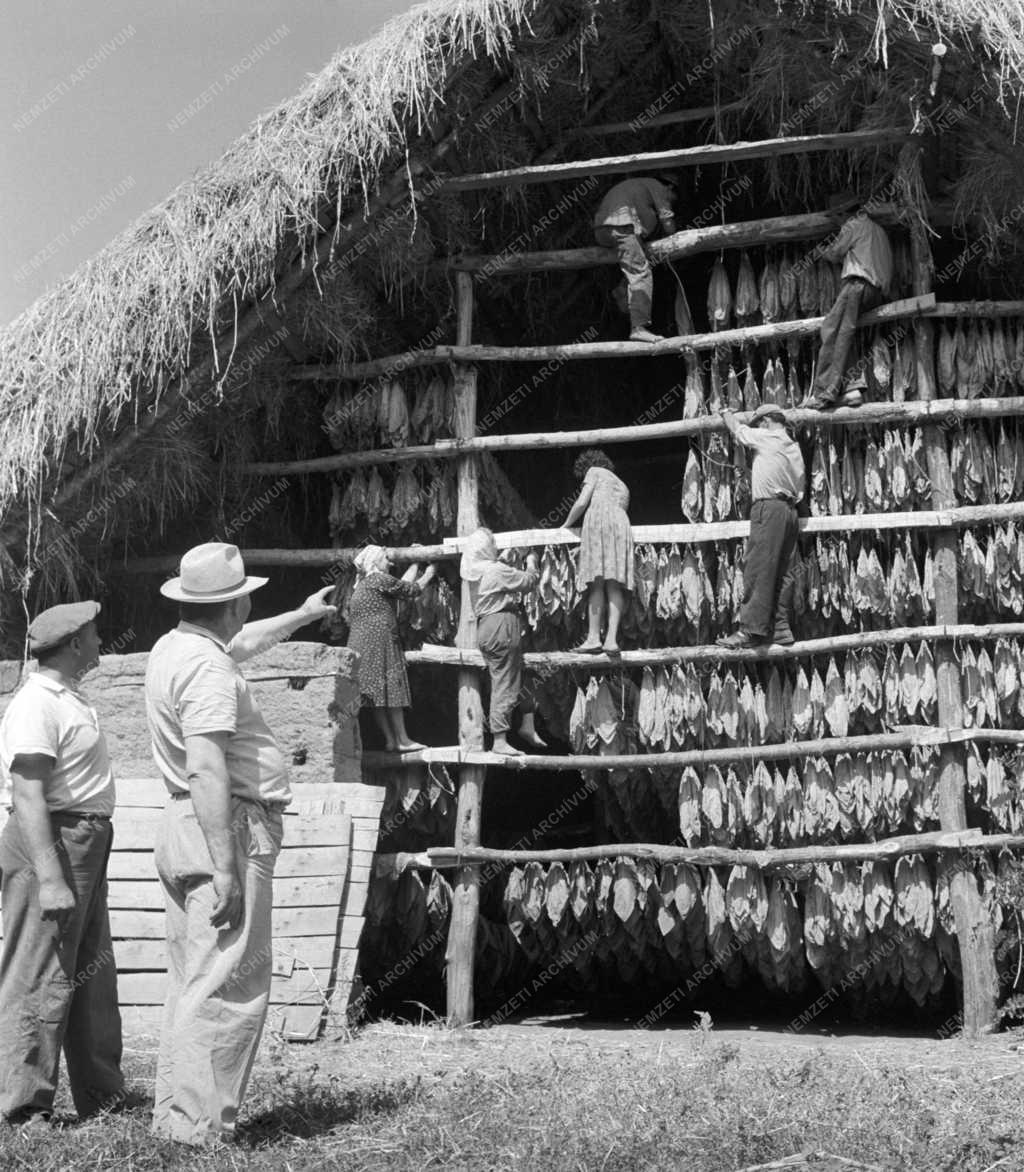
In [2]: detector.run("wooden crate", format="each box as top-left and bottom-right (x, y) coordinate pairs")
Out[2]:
(0, 777), (385, 1042)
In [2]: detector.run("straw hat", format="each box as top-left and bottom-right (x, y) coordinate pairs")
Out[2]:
(160, 543), (267, 603)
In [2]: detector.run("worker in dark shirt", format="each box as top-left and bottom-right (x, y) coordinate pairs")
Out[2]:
(717, 404), (806, 649)
(802, 194), (894, 409)
(593, 175), (678, 343)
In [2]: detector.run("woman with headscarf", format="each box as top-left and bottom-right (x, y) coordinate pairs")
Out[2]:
(346, 545), (435, 750)
(461, 527), (546, 755)
(562, 449), (634, 655)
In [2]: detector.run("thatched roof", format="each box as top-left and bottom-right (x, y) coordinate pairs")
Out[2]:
(3, 0), (1024, 640)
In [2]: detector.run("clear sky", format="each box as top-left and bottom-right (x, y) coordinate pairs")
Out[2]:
(0, 0), (412, 327)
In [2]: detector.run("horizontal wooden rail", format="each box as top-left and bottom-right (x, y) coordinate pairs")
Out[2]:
(437, 129), (911, 191)
(119, 500), (1024, 573)
(289, 296), (935, 382)
(448, 202), (926, 277)
(117, 545), (449, 574)
(243, 394), (1024, 476)
(408, 623), (1024, 670)
(564, 100), (747, 138)
(462, 500), (1024, 550)
(360, 726), (1014, 772)
(374, 829), (1024, 872)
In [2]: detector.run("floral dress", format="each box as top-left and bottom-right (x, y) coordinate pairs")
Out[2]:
(578, 466), (634, 589)
(346, 572), (419, 707)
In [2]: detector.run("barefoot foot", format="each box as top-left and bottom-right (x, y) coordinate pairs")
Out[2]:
(491, 737), (525, 756)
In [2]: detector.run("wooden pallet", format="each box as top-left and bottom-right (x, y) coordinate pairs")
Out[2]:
(0, 777), (385, 1041)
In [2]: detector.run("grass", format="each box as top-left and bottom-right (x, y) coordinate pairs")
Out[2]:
(4, 1021), (1024, 1170)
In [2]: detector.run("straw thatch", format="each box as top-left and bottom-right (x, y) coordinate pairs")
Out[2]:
(3, 0), (1024, 644)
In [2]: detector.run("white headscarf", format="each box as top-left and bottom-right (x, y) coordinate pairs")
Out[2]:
(354, 545), (388, 576)
(459, 527), (498, 582)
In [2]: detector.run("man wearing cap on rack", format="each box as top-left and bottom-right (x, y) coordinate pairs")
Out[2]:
(593, 174), (678, 343)
(0, 601), (125, 1130)
(801, 192), (894, 410)
(145, 543), (335, 1146)
(717, 404), (805, 649)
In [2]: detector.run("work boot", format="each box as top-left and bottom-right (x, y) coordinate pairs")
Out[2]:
(772, 625), (795, 647)
(839, 388), (864, 408)
(630, 327), (665, 343)
(800, 392), (835, 410)
(717, 630), (769, 649)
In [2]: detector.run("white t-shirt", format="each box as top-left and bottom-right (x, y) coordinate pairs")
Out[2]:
(145, 622), (290, 805)
(0, 672), (115, 815)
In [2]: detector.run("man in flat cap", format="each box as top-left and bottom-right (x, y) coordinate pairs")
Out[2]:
(717, 404), (805, 649)
(144, 543), (335, 1146)
(0, 601), (125, 1129)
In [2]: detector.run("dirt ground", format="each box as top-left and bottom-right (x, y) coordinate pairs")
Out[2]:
(260, 1013), (1024, 1086)
(29, 1015), (1024, 1171)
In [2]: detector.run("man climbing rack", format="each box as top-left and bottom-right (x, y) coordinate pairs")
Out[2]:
(717, 403), (805, 649)
(802, 193), (894, 410)
(593, 174), (678, 343)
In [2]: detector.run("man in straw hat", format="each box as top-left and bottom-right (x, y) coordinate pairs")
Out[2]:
(717, 404), (805, 649)
(802, 191), (894, 410)
(0, 601), (125, 1129)
(593, 174), (679, 343)
(145, 543), (335, 1146)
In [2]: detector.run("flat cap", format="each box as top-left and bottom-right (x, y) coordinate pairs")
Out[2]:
(28, 601), (101, 655)
(751, 403), (787, 425)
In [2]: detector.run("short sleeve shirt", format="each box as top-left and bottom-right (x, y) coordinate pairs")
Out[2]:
(474, 561), (540, 619)
(145, 622), (290, 805)
(0, 672), (115, 815)
(734, 425), (806, 502)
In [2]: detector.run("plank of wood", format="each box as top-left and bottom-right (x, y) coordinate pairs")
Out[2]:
(113, 935), (339, 972)
(234, 393), (1024, 479)
(361, 726), (1019, 772)
(267, 1002), (326, 1042)
(284, 301), (936, 383)
(438, 128), (911, 191)
(109, 817), (351, 852)
(115, 968), (336, 1006)
(120, 497), (1024, 567)
(106, 852), (160, 882)
(109, 909), (165, 938)
(487, 500), (1024, 549)
(107, 905), (347, 941)
(415, 828), (1021, 869)
(106, 880), (166, 909)
(409, 622), (1024, 670)
(906, 194), (999, 1037)
(565, 99), (747, 138)
(105, 874), (348, 909)
(274, 845), (352, 879)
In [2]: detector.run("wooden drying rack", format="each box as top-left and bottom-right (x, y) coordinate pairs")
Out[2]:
(192, 121), (1019, 1033)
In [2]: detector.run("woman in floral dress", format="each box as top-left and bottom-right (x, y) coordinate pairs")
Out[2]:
(346, 545), (435, 750)
(563, 449), (634, 655)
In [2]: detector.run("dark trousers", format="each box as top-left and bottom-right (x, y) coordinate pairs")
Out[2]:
(477, 611), (534, 735)
(0, 812), (123, 1121)
(740, 500), (800, 640)
(595, 224), (652, 329)
(812, 277), (883, 400)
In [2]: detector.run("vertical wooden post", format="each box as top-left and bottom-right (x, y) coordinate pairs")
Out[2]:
(907, 194), (999, 1036)
(445, 271), (487, 1025)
